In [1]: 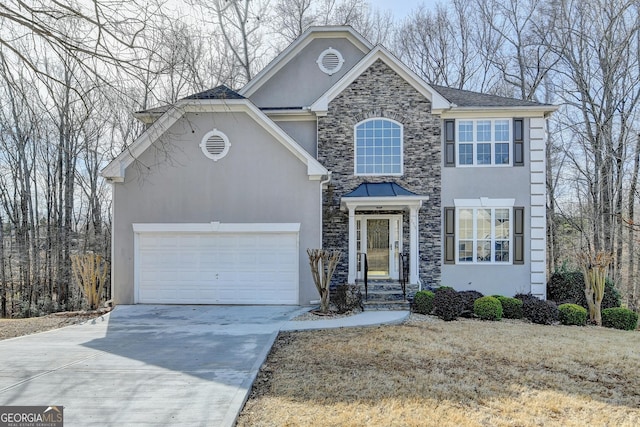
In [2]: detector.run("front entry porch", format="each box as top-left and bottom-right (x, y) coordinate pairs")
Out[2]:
(341, 182), (429, 290)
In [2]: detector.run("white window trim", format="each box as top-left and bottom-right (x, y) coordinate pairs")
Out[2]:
(455, 206), (513, 265)
(454, 197), (515, 207)
(353, 118), (404, 176)
(456, 119), (512, 167)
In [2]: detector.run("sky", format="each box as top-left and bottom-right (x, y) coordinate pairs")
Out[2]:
(369, 0), (444, 20)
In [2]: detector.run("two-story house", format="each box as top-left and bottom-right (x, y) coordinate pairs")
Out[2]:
(102, 26), (555, 306)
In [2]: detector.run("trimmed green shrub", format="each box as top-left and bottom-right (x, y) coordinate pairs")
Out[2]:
(458, 290), (484, 317)
(474, 296), (503, 321)
(547, 271), (621, 310)
(413, 290), (435, 315)
(601, 308), (639, 331)
(519, 294), (559, 325)
(558, 303), (587, 326)
(496, 296), (523, 319)
(434, 287), (463, 321)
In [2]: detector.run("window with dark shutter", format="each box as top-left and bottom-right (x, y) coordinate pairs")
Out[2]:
(513, 118), (524, 166)
(513, 206), (525, 264)
(444, 207), (455, 264)
(444, 119), (455, 167)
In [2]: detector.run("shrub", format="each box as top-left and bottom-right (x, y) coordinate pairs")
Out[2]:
(458, 290), (484, 317)
(413, 290), (435, 315)
(433, 287), (463, 321)
(496, 296), (523, 319)
(547, 271), (621, 310)
(520, 295), (559, 325)
(601, 308), (639, 331)
(473, 296), (503, 321)
(333, 284), (363, 314)
(558, 303), (588, 326)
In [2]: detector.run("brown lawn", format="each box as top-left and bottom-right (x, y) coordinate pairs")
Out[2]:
(237, 315), (640, 427)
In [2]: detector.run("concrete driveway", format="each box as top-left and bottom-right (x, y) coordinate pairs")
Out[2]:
(0, 305), (303, 426)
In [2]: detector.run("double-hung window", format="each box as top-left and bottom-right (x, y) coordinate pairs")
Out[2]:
(457, 119), (511, 166)
(457, 207), (511, 263)
(354, 118), (403, 175)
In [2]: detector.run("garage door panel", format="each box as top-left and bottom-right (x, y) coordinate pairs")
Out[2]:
(136, 229), (299, 304)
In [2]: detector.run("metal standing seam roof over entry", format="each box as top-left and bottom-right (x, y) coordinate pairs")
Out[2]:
(343, 182), (420, 198)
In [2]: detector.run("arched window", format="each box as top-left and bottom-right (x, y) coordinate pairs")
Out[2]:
(354, 118), (403, 175)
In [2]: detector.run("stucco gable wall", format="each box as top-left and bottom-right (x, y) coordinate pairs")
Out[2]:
(317, 59), (442, 286)
(112, 111), (321, 304)
(249, 38), (368, 108)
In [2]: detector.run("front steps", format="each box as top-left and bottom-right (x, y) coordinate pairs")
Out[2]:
(356, 281), (418, 311)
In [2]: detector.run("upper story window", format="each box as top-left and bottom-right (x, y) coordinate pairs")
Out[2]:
(354, 118), (403, 175)
(456, 119), (511, 166)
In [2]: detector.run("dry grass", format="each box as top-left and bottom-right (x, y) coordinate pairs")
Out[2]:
(237, 316), (640, 427)
(0, 310), (107, 340)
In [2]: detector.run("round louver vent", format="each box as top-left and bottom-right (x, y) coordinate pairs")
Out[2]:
(199, 129), (230, 161)
(317, 47), (344, 75)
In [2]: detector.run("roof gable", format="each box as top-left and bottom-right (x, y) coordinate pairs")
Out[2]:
(102, 99), (328, 182)
(310, 45), (451, 114)
(240, 26), (373, 98)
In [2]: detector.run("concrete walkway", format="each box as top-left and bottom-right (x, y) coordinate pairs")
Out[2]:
(282, 309), (409, 331)
(0, 306), (408, 427)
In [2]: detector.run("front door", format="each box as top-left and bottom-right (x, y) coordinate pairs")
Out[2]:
(356, 215), (402, 280)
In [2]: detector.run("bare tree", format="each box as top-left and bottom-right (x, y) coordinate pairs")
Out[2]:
(476, 0), (559, 101)
(394, 0), (485, 89)
(189, 0), (271, 85)
(551, 0), (640, 285)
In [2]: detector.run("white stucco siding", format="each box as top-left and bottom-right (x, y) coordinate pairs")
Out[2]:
(274, 120), (318, 157)
(249, 38), (367, 108)
(111, 111), (322, 305)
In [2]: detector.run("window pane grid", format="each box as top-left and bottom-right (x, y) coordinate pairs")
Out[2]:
(355, 119), (402, 175)
(456, 119), (511, 166)
(457, 207), (512, 264)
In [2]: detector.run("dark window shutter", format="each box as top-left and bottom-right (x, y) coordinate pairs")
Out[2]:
(444, 207), (455, 264)
(513, 206), (525, 264)
(513, 118), (524, 166)
(444, 119), (455, 167)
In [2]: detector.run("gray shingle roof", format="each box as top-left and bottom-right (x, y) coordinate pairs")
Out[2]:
(343, 182), (418, 198)
(182, 85), (244, 100)
(431, 85), (549, 108)
(135, 85), (244, 116)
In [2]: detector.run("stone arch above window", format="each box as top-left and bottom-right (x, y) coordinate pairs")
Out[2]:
(354, 118), (403, 176)
(352, 110), (406, 125)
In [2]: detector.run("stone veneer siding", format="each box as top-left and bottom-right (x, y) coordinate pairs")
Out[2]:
(318, 59), (442, 287)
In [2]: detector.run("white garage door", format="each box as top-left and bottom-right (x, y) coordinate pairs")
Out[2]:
(134, 223), (299, 304)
